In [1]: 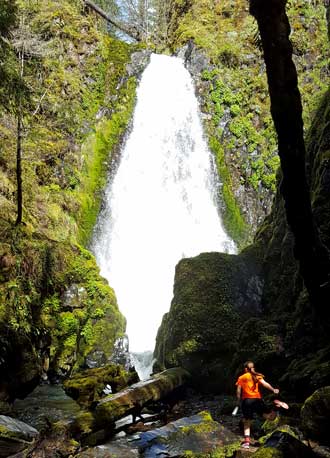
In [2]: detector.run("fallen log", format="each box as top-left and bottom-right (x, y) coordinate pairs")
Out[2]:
(95, 367), (190, 424)
(70, 367), (190, 444)
(83, 0), (141, 41)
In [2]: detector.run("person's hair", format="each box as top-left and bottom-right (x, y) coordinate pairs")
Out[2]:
(244, 360), (264, 388)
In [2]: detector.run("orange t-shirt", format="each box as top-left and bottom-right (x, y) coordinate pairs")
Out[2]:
(236, 372), (263, 399)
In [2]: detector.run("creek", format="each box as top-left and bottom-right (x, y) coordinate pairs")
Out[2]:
(91, 53), (235, 379)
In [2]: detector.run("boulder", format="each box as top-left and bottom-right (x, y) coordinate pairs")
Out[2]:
(137, 411), (240, 458)
(0, 415), (39, 457)
(301, 386), (330, 445)
(153, 250), (263, 392)
(253, 431), (317, 458)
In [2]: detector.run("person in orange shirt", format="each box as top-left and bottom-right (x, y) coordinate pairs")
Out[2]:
(235, 360), (280, 449)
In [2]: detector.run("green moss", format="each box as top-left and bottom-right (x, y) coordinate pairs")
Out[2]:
(63, 363), (138, 407)
(209, 136), (248, 245)
(253, 448), (282, 458)
(76, 76), (137, 244)
(260, 424), (298, 443)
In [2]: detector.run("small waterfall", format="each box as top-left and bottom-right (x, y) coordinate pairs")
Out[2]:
(92, 54), (235, 379)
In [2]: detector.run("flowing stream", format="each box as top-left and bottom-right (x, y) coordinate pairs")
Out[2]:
(92, 54), (235, 379)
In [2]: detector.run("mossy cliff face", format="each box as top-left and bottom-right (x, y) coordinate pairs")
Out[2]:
(0, 0), (143, 401)
(167, 0), (328, 247)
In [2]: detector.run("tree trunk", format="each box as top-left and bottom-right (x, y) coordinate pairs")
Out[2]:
(15, 49), (24, 226)
(15, 109), (23, 226)
(249, 0), (330, 319)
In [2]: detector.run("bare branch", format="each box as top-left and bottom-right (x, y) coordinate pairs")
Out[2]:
(83, 0), (142, 40)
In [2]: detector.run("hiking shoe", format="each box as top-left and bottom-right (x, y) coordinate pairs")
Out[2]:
(274, 399), (289, 409)
(241, 442), (250, 449)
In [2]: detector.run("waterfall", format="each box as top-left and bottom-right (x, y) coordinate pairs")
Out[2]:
(91, 54), (236, 379)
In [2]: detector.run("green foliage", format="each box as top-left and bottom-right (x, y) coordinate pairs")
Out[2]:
(0, 0), (23, 110)
(0, 0), (137, 379)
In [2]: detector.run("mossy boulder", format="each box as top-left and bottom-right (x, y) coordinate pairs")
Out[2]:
(154, 249), (263, 392)
(63, 364), (139, 408)
(301, 386), (330, 445)
(0, 415), (39, 457)
(44, 244), (126, 379)
(252, 431), (317, 458)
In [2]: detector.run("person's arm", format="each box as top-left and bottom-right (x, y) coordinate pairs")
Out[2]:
(259, 378), (279, 394)
(236, 384), (242, 405)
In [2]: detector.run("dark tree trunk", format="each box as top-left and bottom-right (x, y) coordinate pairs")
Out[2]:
(249, 0), (330, 320)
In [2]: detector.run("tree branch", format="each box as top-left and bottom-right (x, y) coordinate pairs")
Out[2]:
(83, 0), (141, 41)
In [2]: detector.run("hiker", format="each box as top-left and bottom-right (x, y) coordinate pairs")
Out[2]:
(235, 360), (282, 449)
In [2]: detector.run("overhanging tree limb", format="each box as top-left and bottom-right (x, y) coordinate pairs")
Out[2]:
(83, 0), (141, 40)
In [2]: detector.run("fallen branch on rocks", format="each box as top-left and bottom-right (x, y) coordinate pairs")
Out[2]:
(70, 367), (190, 445)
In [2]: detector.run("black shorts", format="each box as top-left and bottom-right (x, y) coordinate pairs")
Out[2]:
(241, 398), (272, 420)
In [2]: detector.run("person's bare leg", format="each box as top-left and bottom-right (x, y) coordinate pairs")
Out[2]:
(242, 419), (251, 447)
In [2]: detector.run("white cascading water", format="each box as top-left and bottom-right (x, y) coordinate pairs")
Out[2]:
(92, 54), (236, 380)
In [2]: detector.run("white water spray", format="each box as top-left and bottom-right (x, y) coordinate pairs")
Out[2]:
(92, 54), (235, 378)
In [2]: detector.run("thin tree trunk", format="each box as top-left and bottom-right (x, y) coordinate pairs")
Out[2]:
(15, 109), (23, 225)
(249, 0), (330, 318)
(15, 49), (24, 226)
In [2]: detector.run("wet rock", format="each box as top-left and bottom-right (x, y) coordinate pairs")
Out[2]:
(0, 415), (39, 457)
(85, 350), (107, 369)
(126, 50), (152, 78)
(61, 284), (88, 310)
(176, 40), (210, 77)
(109, 335), (132, 371)
(0, 326), (44, 403)
(137, 411), (240, 458)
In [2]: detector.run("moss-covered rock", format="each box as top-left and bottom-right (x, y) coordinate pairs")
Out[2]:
(252, 431), (317, 458)
(0, 415), (39, 457)
(137, 411), (240, 458)
(154, 249), (264, 392)
(301, 386), (330, 446)
(63, 364), (139, 408)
